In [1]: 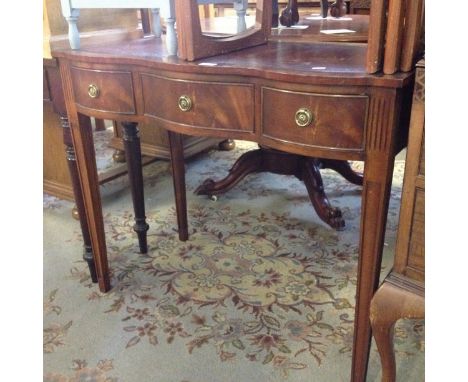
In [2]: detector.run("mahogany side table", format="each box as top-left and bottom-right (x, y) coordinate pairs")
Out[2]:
(52, 36), (413, 381)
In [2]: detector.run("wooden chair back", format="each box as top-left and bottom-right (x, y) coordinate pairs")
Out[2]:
(367, 0), (424, 74)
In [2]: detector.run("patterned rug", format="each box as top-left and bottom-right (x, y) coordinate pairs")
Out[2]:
(43, 128), (424, 381)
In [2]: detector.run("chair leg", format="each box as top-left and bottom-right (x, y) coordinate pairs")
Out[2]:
(370, 279), (424, 382)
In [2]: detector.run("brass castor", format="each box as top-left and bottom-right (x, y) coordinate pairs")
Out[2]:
(112, 149), (126, 163)
(218, 139), (236, 151)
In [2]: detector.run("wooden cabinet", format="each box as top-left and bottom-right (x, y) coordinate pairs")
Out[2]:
(370, 59), (425, 382)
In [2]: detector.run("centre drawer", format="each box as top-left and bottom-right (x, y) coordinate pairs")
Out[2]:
(71, 67), (136, 114)
(261, 87), (368, 153)
(141, 73), (254, 133)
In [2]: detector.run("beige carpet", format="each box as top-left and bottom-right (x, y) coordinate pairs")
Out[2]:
(43, 129), (424, 381)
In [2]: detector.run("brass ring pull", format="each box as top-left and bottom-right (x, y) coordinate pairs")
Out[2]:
(295, 108), (314, 127)
(87, 84), (100, 98)
(178, 95), (193, 112)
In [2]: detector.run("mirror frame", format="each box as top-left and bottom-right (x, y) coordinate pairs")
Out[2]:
(176, 0), (272, 61)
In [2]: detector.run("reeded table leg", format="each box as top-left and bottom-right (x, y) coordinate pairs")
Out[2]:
(351, 89), (401, 382)
(168, 131), (188, 241)
(61, 115), (98, 283)
(121, 122), (149, 254)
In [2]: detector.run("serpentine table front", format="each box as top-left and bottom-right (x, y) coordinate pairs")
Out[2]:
(53, 35), (413, 381)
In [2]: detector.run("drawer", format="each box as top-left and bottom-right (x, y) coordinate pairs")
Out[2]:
(261, 87), (368, 152)
(71, 67), (136, 114)
(141, 73), (254, 133)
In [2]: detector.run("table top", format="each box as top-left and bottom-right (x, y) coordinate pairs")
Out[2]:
(52, 32), (411, 89)
(271, 14), (369, 43)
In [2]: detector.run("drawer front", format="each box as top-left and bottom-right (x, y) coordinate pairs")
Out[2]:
(71, 67), (136, 114)
(141, 74), (254, 133)
(261, 87), (368, 152)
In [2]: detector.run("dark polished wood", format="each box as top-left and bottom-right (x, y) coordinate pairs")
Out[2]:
(121, 122), (149, 253)
(44, 58), (98, 281)
(195, 147), (363, 229)
(53, 34), (414, 381)
(370, 59), (425, 382)
(330, 0), (347, 17)
(279, 0), (300, 27)
(168, 131), (189, 241)
(271, 14), (369, 43)
(63, 116), (98, 282)
(175, 0), (272, 61)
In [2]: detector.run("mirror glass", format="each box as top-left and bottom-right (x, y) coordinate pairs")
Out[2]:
(197, 0), (257, 37)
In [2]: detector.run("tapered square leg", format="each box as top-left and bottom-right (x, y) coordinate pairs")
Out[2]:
(168, 131), (188, 241)
(61, 115), (98, 283)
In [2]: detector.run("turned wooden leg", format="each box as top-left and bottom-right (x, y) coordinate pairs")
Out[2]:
(320, 159), (364, 186)
(218, 139), (236, 151)
(330, 0), (347, 18)
(320, 0), (329, 18)
(168, 131), (189, 241)
(302, 158), (345, 230)
(279, 0), (299, 27)
(370, 275), (425, 382)
(61, 116), (98, 283)
(121, 122), (149, 254)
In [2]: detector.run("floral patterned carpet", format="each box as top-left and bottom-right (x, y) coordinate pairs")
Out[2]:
(43, 128), (424, 381)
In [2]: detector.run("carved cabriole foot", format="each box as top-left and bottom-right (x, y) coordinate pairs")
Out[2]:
(370, 273), (425, 382)
(61, 116), (98, 283)
(195, 147), (363, 230)
(302, 158), (345, 230)
(218, 139), (236, 151)
(279, 0), (299, 27)
(121, 122), (149, 254)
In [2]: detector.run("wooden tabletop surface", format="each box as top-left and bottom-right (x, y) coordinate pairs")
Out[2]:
(271, 14), (369, 42)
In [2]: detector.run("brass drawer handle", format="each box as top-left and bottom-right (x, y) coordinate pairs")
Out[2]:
(178, 95), (193, 112)
(295, 108), (314, 127)
(87, 84), (100, 98)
